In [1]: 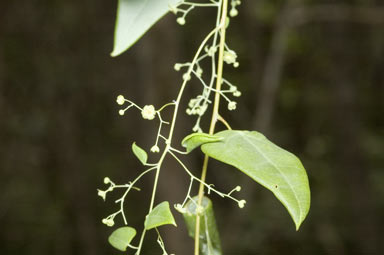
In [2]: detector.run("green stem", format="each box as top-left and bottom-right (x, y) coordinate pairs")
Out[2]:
(194, 0), (229, 254)
(136, 25), (221, 255)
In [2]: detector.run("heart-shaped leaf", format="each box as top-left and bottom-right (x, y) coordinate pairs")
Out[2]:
(201, 130), (310, 230)
(108, 226), (136, 252)
(145, 201), (177, 230)
(111, 0), (178, 57)
(182, 133), (223, 153)
(132, 142), (147, 165)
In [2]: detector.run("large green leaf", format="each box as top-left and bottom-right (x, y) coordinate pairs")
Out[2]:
(108, 226), (136, 252)
(144, 201), (177, 230)
(183, 196), (222, 255)
(111, 0), (178, 57)
(132, 142), (147, 165)
(182, 133), (223, 153)
(200, 130), (310, 230)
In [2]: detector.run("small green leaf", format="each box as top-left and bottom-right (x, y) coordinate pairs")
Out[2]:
(108, 226), (136, 252)
(111, 0), (179, 57)
(181, 133), (223, 153)
(132, 142), (147, 165)
(144, 201), (177, 230)
(201, 130), (310, 230)
(183, 196), (222, 255)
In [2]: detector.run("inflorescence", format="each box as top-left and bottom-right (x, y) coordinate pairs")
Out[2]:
(98, 1), (244, 254)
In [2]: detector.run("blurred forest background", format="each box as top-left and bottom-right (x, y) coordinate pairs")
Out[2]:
(1, 0), (384, 254)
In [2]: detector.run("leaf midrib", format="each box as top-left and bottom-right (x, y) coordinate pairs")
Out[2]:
(236, 132), (303, 222)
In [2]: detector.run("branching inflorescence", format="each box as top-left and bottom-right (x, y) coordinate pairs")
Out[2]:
(98, 0), (244, 254)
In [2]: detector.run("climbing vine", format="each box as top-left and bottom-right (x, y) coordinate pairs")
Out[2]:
(98, 1), (311, 254)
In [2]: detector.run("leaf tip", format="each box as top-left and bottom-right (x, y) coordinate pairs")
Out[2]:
(110, 51), (119, 57)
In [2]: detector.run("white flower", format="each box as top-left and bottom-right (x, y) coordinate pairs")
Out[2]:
(235, 185), (241, 192)
(116, 95), (125, 105)
(223, 50), (237, 64)
(228, 101), (237, 111)
(238, 200), (246, 208)
(141, 105), (156, 120)
(150, 145), (160, 153)
(102, 218), (114, 227)
(97, 189), (106, 201)
(118, 109), (125, 116)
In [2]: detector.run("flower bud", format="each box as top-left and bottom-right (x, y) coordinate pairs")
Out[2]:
(174, 63), (182, 71)
(183, 72), (191, 81)
(233, 91), (241, 97)
(103, 177), (111, 184)
(230, 8), (238, 17)
(177, 17), (185, 25)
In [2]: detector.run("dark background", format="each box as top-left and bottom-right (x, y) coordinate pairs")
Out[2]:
(1, 0), (383, 254)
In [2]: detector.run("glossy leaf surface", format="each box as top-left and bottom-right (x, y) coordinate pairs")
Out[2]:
(200, 130), (310, 230)
(144, 201), (177, 230)
(111, 0), (178, 56)
(108, 226), (136, 251)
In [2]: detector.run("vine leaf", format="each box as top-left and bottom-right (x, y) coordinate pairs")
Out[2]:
(201, 130), (311, 230)
(111, 0), (178, 57)
(132, 142), (147, 165)
(144, 201), (177, 230)
(183, 196), (222, 255)
(181, 133), (223, 153)
(108, 226), (136, 252)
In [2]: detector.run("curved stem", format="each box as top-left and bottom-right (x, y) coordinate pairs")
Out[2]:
(194, 0), (229, 254)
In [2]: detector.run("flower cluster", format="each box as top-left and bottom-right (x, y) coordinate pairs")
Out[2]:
(186, 97), (209, 116)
